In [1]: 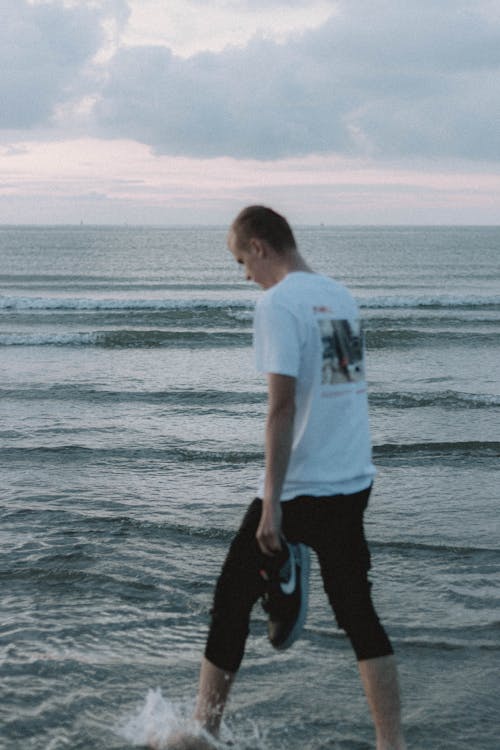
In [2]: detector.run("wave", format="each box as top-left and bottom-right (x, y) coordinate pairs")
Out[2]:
(369, 390), (500, 409)
(1, 292), (498, 312)
(2, 441), (498, 468)
(365, 328), (500, 348)
(360, 294), (500, 309)
(1, 506), (240, 545)
(0, 561), (159, 597)
(5, 503), (499, 558)
(0, 385), (266, 406)
(371, 538), (500, 557)
(0, 332), (100, 347)
(7, 502), (499, 560)
(0, 329), (252, 348)
(0, 295), (253, 311)
(306, 624), (500, 652)
(0, 277), (244, 292)
(0, 444), (264, 466)
(393, 637), (500, 652)
(4, 384), (495, 410)
(373, 440), (500, 465)
(2, 325), (497, 348)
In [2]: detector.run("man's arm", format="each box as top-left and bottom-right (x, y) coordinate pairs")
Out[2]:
(256, 372), (296, 556)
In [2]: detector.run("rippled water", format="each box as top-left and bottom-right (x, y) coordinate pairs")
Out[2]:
(1, 225), (499, 749)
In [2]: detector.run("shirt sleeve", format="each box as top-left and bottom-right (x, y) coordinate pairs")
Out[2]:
(253, 297), (301, 377)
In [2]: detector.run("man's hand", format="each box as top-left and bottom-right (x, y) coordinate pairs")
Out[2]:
(256, 500), (283, 556)
(257, 373), (295, 556)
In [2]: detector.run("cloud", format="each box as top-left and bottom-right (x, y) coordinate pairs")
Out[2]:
(94, 0), (500, 161)
(2, 1), (499, 164)
(122, 0), (335, 57)
(0, 0), (126, 129)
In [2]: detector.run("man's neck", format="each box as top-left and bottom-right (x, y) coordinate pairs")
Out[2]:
(279, 251), (314, 279)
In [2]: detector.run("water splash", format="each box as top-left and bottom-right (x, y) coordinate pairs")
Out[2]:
(117, 688), (196, 748)
(116, 688), (270, 749)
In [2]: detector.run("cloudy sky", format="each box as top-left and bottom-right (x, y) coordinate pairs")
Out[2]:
(1, 0), (500, 224)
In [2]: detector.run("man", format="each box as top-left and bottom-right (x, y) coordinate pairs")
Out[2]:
(165, 206), (406, 750)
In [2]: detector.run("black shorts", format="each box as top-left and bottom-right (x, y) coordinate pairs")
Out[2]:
(205, 485), (393, 672)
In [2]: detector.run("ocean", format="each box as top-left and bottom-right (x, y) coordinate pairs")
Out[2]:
(1, 225), (499, 750)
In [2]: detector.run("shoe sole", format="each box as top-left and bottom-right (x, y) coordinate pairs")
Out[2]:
(273, 543), (310, 651)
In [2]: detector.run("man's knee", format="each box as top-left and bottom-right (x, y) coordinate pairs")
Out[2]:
(204, 610), (249, 673)
(326, 579), (393, 660)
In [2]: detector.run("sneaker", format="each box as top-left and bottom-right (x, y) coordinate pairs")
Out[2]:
(260, 542), (310, 650)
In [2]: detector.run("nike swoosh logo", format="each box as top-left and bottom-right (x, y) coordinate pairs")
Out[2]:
(280, 550), (296, 595)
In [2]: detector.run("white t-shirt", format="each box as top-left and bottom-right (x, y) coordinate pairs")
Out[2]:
(254, 271), (376, 500)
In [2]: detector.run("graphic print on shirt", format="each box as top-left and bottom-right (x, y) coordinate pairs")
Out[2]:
(317, 318), (365, 385)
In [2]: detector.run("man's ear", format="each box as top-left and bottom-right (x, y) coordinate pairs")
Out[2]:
(251, 238), (267, 257)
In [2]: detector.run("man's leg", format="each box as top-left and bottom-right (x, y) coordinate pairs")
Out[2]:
(163, 658), (235, 749)
(313, 490), (406, 750)
(194, 657), (235, 735)
(358, 655), (407, 750)
(164, 501), (264, 749)
(322, 577), (406, 749)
